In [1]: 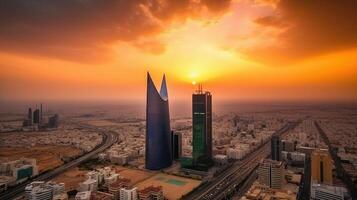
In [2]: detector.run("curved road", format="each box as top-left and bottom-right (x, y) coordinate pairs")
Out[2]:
(0, 125), (118, 200)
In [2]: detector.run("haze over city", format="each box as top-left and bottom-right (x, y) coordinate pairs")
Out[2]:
(1, 1), (357, 200)
(1, 0), (357, 103)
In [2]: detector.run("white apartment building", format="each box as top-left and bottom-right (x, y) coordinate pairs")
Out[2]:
(120, 187), (138, 200)
(25, 181), (66, 200)
(75, 191), (91, 200)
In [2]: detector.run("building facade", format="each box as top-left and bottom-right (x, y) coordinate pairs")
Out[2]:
(145, 73), (172, 170)
(171, 131), (182, 160)
(258, 159), (284, 189)
(311, 149), (333, 185)
(25, 181), (65, 200)
(271, 135), (282, 161)
(120, 187), (138, 200)
(138, 186), (164, 200)
(33, 109), (40, 124)
(311, 182), (345, 200)
(192, 86), (213, 170)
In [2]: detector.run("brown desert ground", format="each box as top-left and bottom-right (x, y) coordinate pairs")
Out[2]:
(135, 173), (201, 200)
(52, 167), (88, 191)
(0, 145), (82, 172)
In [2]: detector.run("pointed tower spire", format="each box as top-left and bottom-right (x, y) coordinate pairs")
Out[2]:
(146, 71), (172, 170)
(160, 74), (168, 101)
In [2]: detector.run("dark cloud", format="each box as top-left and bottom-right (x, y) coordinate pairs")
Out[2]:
(254, 15), (286, 27)
(0, 0), (232, 62)
(252, 0), (357, 64)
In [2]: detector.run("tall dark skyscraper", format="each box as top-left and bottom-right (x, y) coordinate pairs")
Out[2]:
(145, 72), (172, 170)
(271, 135), (282, 161)
(33, 109), (40, 124)
(192, 85), (213, 170)
(40, 103), (43, 124)
(171, 131), (182, 160)
(28, 108), (32, 126)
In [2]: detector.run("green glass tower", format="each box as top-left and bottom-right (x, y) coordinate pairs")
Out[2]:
(192, 85), (213, 170)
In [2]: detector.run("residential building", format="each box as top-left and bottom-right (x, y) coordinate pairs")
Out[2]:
(120, 187), (138, 200)
(75, 191), (91, 200)
(138, 186), (164, 200)
(108, 178), (131, 200)
(25, 181), (66, 200)
(258, 159), (284, 189)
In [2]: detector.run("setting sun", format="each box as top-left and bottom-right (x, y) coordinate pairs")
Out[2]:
(0, 0), (356, 102)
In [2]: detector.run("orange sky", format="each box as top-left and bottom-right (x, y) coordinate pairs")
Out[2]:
(0, 0), (357, 103)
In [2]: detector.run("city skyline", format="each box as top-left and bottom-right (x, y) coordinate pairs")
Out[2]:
(1, 1), (357, 200)
(1, 0), (357, 102)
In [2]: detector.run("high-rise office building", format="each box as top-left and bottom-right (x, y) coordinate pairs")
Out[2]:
(40, 103), (43, 124)
(271, 135), (282, 161)
(48, 114), (59, 128)
(192, 85), (213, 170)
(28, 108), (32, 126)
(311, 149), (333, 185)
(33, 109), (40, 124)
(171, 131), (182, 160)
(258, 159), (284, 189)
(145, 72), (172, 170)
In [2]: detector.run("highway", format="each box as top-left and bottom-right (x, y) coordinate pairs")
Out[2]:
(183, 121), (300, 200)
(0, 124), (118, 200)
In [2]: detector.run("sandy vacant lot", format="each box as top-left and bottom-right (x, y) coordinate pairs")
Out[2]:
(48, 164), (199, 199)
(0, 145), (82, 172)
(114, 167), (156, 184)
(86, 120), (119, 127)
(135, 173), (201, 200)
(113, 167), (201, 199)
(53, 167), (88, 191)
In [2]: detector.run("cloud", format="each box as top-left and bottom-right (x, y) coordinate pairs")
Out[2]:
(0, 0), (232, 62)
(254, 15), (286, 27)
(133, 38), (166, 55)
(249, 0), (357, 64)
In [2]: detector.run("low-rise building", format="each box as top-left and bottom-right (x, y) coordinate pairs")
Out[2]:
(90, 191), (114, 200)
(108, 178), (131, 200)
(78, 178), (98, 192)
(75, 191), (91, 200)
(25, 181), (66, 200)
(310, 182), (347, 200)
(138, 186), (164, 200)
(214, 154), (228, 165)
(120, 187), (138, 200)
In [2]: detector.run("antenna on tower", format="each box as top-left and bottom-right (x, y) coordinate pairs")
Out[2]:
(196, 83), (203, 94)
